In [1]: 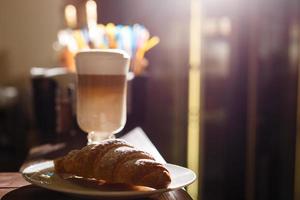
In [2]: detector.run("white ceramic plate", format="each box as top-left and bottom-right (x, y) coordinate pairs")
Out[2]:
(22, 161), (196, 199)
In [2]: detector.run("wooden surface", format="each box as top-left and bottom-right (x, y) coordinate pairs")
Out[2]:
(0, 129), (193, 200)
(0, 173), (30, 198)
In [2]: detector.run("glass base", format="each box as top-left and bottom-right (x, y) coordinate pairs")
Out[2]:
(87, 132), (115, 144)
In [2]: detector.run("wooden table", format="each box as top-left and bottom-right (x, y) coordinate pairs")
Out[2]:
(0, 128), (193, 200)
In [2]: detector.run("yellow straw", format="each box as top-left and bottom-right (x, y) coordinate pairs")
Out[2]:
(144, 36), (160, 52)
(136, 36), (160, 59)
(106, 23), (117, 48)
(73, 30), (88, 49)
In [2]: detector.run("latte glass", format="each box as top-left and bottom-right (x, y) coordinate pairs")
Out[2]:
(75, 49), (130, 143)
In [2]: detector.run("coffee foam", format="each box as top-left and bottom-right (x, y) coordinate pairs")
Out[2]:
(75, 49), (130, 75)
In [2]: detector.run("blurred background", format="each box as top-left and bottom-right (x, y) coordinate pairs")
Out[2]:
(0, 0), (300, 200)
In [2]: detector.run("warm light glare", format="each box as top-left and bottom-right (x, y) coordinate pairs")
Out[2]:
(64, 4), (77, 28)
(289, 24), (300, 68)
(86, 0), (97, 28)
(204, 18), (218, 35)
(188, 0), (202, 199)
(203, 17), (232, 36)
(219, 17), (232, 36)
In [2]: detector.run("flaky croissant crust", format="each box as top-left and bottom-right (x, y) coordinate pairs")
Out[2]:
(54, 139), (171, 189)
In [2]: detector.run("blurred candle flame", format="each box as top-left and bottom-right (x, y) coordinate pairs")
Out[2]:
(64, 4), (77, 29)
(86, 0), (97, 29)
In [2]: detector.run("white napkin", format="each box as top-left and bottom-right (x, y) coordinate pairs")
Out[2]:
(120, 127), (166, 164)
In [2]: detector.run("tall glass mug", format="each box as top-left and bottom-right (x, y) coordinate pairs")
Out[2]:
(75, 49), (130, 143)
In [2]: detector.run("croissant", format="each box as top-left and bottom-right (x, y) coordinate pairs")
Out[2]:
(54, 139), (171, 189)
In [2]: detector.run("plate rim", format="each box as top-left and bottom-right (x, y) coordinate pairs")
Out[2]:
(22, 160), (196, 197)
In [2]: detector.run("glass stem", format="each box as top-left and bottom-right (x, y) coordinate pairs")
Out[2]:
(87, 131), (113, 144)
